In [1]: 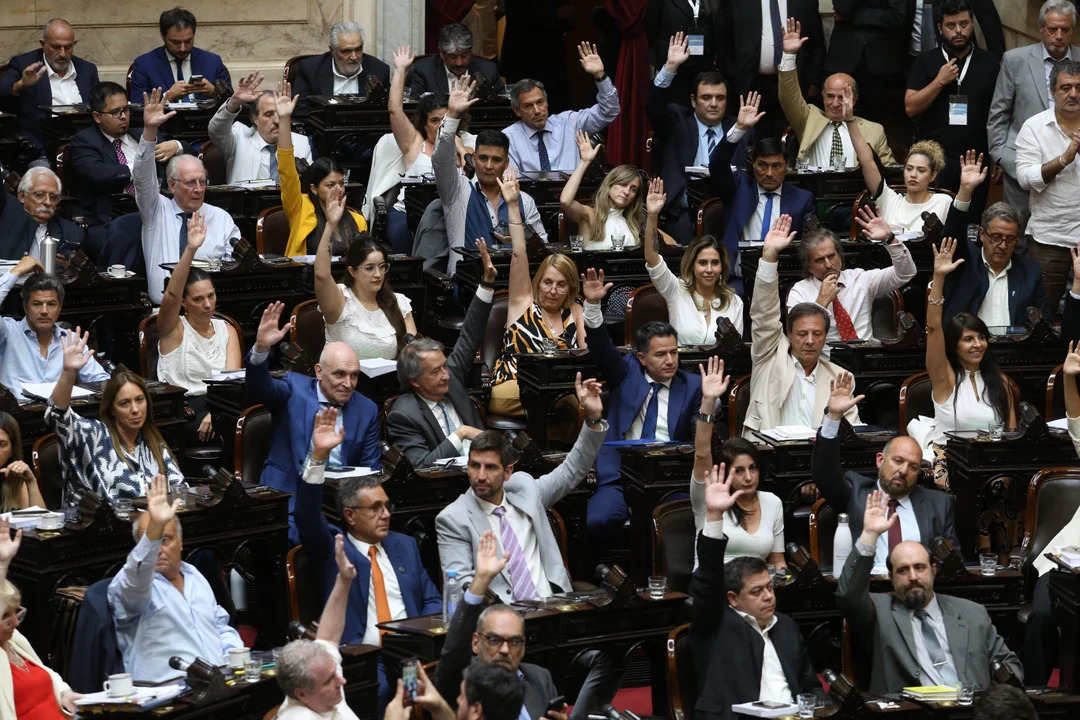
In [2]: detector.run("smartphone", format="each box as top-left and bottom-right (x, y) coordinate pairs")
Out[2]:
(402, 659), (419, 707)
(546, 696), (566, 714)
(188, 74), (204, 84)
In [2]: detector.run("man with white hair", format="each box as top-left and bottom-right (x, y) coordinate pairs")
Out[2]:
(409, 23), (503, 97)
(291, 21), (391, 122)
(135, 88), (240, 304)
(0, 167), (85, 260)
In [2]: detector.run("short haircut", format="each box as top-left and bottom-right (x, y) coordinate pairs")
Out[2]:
(159, 7), (196, 36)
(981, 201), (1022, 230)
(1040, 0), (1078, 27)
(634, 321), (679, 354)
(469, 430), (516, 468)
(438, 23), (473, 54)
(936, 0), (973, 23)
(248, 90), (275, 118)
(131, 513), (183, 542)
(751, 137), (785, 161)
(18, 166), (62, 196)
(330, 21), (365, 49)
(1050, 58), (1080, 92)
(463, 663), (526, 720)
(786, 302), (831, 335)
(41, 18), (72, 40)
(724, 555), (770, 594)
(476, 603), (523, 634)
(165, 154), (204, 182)
(510, 79), (547, 111)
(276, 639), (335, 698)
(89, 81), (128, 113)
(474, 129), (510, 153)
(335, 475), (382, 521)
(973, 684), (1037, 720)
(692, 71), (728, 97)
(20, 273), (65, 305)
(397, 337), (445, 390)
(797, 227), (844, 277)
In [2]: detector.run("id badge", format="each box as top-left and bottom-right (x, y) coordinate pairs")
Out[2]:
(687, 34), (705, 55)
(948, 94), (968, 126)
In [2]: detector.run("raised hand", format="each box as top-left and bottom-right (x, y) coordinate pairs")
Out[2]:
(854, 205), (893, 243)
(665, 32), (690, 71)
(1063, 130), (1080, 166)
(475, 530), (509, 583)
(145, 474), (180, 534)
(18, 61), (47, 90)
(477, 238), (497, 284)
(936, 57), (960, 87)
(447, 75), (479, 118)
(782, 17), (809, 55)
(1064, 341), (1080, 377)
(10, 255), (44, 278)
(645, 177), (666, 216)
(60, 327), (91, 373)
(232, 71), (265, 104)
(761, 214), (796, 262)
(254, 301), (293, 354)
(324, 188), (346, 227)
(494, 167), (520, 203)
(704, 463), (745, 519)
(184, 210), (207, 252)
(580, 268), (613, 303)
(959, 150), (988, 191)
(735, 91), (765, 131)
(142, 88), (177, 128)
(312, 406), (346, 456)
(575, 129), (600, 164)
(816, 274), (841, 307)
(931, 237), (965, 277)
(577, 41), (605, 80)
(0, 517), (22, 565)
(575, 372), (604, 423)
(334, 534), (358, 581)
(862, 489), (898, 539)
(698, 355), (730, 401)
(392, 45), (417, 71)
(826, 371), (865, 419)
(273, 80), (299, 119)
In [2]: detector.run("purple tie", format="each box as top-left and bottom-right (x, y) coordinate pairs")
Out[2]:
(492, 506), (538, 600)
(114, 139), (135, 194)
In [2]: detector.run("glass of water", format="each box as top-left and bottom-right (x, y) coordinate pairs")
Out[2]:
(979, 553), (997, 576)
(540, 337), (557, 356)
(647, 575), (667, 600)
(611, 233), (625, 251)
(831, 155), (844, 172)
(797, 692), (817, 718)
(956, 684), (976, 706)
(796, 157), (810, 173)
(244, 658), (262, 683)
(569, 234), (584, 252)
(114, 498), (133, 520)
(988, 421), (1004, 441)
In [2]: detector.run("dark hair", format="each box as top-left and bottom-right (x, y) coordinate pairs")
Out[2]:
(634, 321), (678, 354)
(973, 685), (1037, 720)
(89, 81), (127, 113)
(723, 555), (770, 594)
(181, 267), (213, 300)
(797, 228), (844, 277)
(786, 302), (831, 335)
(885, 541), (934, 574)
(100, 371), (176, 475)
(335, 475), (381, 521)
(719, 438), (763, 528)
(509, 79), (546, 111)
(692, 71), (728, 97)
(0, 412), (24, 512)
(300, 157), (362, 254)
(469, 430), (516, 468)
(937, 0), (974, 23)
(463, 664), (525, 720)
(1050, 58), (1080, 92)
(343, 235), (408, 352)
(412, 94), (449, 136)
(159, 7), (197, 35)
(474, 129), (510, 154)
(751, 137), (786, 161)
(437, 23), (473, 54)
(943, 312), (1011, 424)
(21, 273), (65, 305)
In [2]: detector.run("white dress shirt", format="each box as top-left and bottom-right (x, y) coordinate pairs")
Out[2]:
(907, 595), (959, 687)
(758, 0), (788, 74)
(475, 494), (551, 597)
(423, 395), (467, 454)
(332, 62), (363, 95)
(873, 491), (920, 569)
(977, 254), (1012, 328)
(207, 103), (314, 183)
(45, 57), (82, 105)
(1016, 108), (1080, 249)
(810, 121), (855, 167)
(742, 186), (784, 244)
(645, 259), (745, 342)
(101, 129), (140, 173)
(275, 639), (360, 720)
(779, 355), (817, 427)
(345, 534), (408, 646)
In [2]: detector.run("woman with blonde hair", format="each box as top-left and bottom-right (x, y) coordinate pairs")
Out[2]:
(0, 413), (46, 512)
(560, 131), (647, 250)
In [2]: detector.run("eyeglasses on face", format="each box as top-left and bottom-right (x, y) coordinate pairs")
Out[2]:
(29, 191), (61, 203)
(478, 632), (525, 650)
(360, 262), (390, 274)
(2, 606), (26, 624)
(100, 106), (131, 118)
(176, 178), (209, 189)
(980, 229), (1018, 246)
(344, 501), (394, 515)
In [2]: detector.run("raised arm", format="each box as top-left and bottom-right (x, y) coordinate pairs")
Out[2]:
(497, 168), (534, 323)
(689, 464), (747, 637)
(643, 177), (666, 269)
(710, 92), (764, 200)
(558, 130), (599, 226)
(573, 42), (621, 133)
(952, 150), (988, 206)
(209, 71), (263, 159)
(836, 490), (896, 630)
(158, 211), (206, 340)
(315, 534), (357, 646)
(389, 46), (422, 160)
(51, 328), (92, 411)
(692, 356), (729, 485)
(751, 215), (796, 364)
(135, 89), (175, 221)
(843, 86), (881, 195)
(927, 238), (965, 404)
(314, 190), (347, 324)
(109, 476), (181, 619)
(0, 517), (21, 588)
(274, 79), (298, 153)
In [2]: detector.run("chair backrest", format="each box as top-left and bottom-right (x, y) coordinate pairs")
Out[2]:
(290, 299), (326, 374)
(199, 140), (228, 187)
(284, 54), (316, 85)
(256, 205), (292, 255)
(1046, 363), (1067, 421)
(234, 404), (272, 484)
(624, 284), (670, 346)
(139, 312), (245, 380)
(651, 499), (695, 594)
(808, 498), (838, 566)
(870, 289), (903, 340)
(898, 372), (933, 432)
(125, 63), (135, 95)
(32, 433), (62, 509)
(696, 197), (725, 239)
(727, 374), (753, 439)
(285, 544), (323, 626)
(481, 291), (510, 373)
(547, 507), (571, 575)
(666, 623), (695, 720)
(1021, 467), (1080, 568)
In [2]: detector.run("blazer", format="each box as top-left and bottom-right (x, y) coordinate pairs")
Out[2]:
(988, 42), (1080, 180)
(67, 578), (124, 693)
(294, 476), (440, 645)
(646, 0), (719, 71)
(292, 52), (392, 121)
(690, 533), (821, 720)
(0, 49), (98, 149)
(386, 291), (491, 467)
(811, 427), (961, 550)
(0, 630), (71, 720)
(826, 0), (909, 76)
(911, 0), (1005, 58)
(0, 191), (85, 260)
(718, 0), (825, 100)
(435, 422), (606, 602)
(409, 54), (504, 97)
(128, 46), (230, 102)
(1064, 293), (1080, 345)
(837, 550), (1023, 694)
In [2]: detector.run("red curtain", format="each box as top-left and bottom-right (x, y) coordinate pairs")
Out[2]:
(603, 0), (650, 168)
(426, 0), (475, 52)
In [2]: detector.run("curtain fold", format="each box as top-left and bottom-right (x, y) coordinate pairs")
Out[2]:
(602, 0), (650, 168)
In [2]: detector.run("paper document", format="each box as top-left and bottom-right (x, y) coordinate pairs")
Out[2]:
(730, 701), (798, 718)
(0, 507), (50, 529)
(359, 358), (397, 378)
(76, 684), (185, 706)
(209, 370), (246, 381)
(758, 425), (816, 441)
(325, 467), (379, 479)
(22, 382), (95, 401)
(684, 165), (710, 176)
(228, 179), (277, 188)
(289, 255), (342, 264)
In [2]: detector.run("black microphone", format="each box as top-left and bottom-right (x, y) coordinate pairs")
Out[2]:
(168, 656), (189, 672)
(95, 352), (118, 375)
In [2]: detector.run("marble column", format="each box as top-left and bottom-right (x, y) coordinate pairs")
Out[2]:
(370, 0), (424, 59)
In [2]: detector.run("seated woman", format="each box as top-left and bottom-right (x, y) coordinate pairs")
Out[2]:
(316, 192), (417, 361)
(0, 518), (81, 717)
(156, 212), (243, 446)
(491, 169), (586, 416)
(274, 81), (368, 257)
(47, 330), (183, 506)
(0, 413), (46, 512)
(643, 177), (743, 342)
(560, 131), (648, 250)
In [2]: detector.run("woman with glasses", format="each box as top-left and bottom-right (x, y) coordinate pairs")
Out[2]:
(0, 413), (47, 512)
(0, 517), (82, 718)
(315, 193), (416, 361)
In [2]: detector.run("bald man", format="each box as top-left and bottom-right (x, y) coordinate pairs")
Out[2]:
(778, 17), (896, 168)
(0, 19), (99, 151)
(812, 374), (960, 567)
(244, 302), (381, 543)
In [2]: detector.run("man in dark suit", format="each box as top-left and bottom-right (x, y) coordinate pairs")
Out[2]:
(837, 490), (1023, 693)
(0, 19), (98, 152)
(410, 22), (504, 98)
(825, 0), (909, 123)
(0, 167), (84, 261)
(691, 465), (822, 718)
(129, 8), (230, 103)
(292, 21), (392, 122)
(245, 302), (381, 544)
(387, 245), (495, 466)
(812, 373), (962, 565)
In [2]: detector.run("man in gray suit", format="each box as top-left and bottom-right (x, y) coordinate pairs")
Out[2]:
(838, 491), (1023, 694)
(988, 0), (1078, 213)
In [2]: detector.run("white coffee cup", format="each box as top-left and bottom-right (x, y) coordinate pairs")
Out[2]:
(108, 264), (126, 278)
(38, 513), (64, 530)
(228, 647), (251, 668)
(103, 672), (134, 697)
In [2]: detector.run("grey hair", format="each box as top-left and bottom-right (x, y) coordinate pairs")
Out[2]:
(438, 23), (473, 54)
(475, 603), (524, 635)
(17, 166), (62, 196)
(797, 227), (844, 277)
(397, 337), (445, 390)
(276, 640), (335, 697)
(42, 18), (73, 40)
(1040, 0), (1078, 27)
(1050, 57), (1080, 91)
(131, 513), (183, 542)
(335, 475), (383, 521)
(329, 21), (365, 49)
(510, 79), (547, 112)
(981, 201), (1023, 230)
(165, 154), (204, 183)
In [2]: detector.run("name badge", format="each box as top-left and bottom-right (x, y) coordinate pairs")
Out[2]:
(687, 34), (705, 56)
(948, 94), (968, 126)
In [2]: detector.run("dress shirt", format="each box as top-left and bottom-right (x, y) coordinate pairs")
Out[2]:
(735, 609), (794, 703)
(1045, 45), (1074, 107)
(977, 254), (1012, 328)
(625, 377), (672, 441)
(133, 138), (239, 303)
(275, 639), (359, 720)
(423, 395), (466, 453)
(332, 61), (363, 95)
(29, 224), (46, 262)
(345, 534), (408, 646)
(758, 0), (788, 74)
(1015, 108), (1080, 249)
(107, 534), (243, 683)
(908, 595), (959, 686)
(474, 494), (551, 597)
(45, 57), (82, 106)
(445, 65), (458, 91)
(779, 355), (817, 427)
(694, 116), (725, 167)
(101, 129), (140, 173)
(207, 103), (314, 183)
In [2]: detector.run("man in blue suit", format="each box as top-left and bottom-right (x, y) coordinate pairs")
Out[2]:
(580, 269), (703, 544)
(245, 302), (381, 544)
(647, 32), (753, 245)
(0, 19), (99, 152)
(710, 92), (815, 295)
(129, 8), (231, 103)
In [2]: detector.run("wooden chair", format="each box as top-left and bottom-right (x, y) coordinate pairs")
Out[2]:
(695, 197), (725, 239)
(1045, 363), (1067, 421)
(31, 433), (62, 510)
(233, 404), (272, 484)
(285, 545), (322, 626)
(807, 498), (838, 566)
(138, 312), (245, 379)
(870, 289), (904, 340)
(651, 499), (695, 594)
(256, 206), (292, 256)
(547, 507), (571, 575)
(198, 140), (227, 187)
(899, 370), (1023, 433)
(726, 374), (753, 439)
(623, 284), (669, 345)
(665, 623), (695, 720)
(55, 143), (70, 184)
(1019, 467), (1080, 585)
(283, 54), (316, 85)
(262, 706), (281, 720)
(290, 299), (326, 376)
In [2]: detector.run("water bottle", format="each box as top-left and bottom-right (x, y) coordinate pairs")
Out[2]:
(832, 513), (853, 579)
(442, 570), (461, 626)
(41, 235), (57, 275)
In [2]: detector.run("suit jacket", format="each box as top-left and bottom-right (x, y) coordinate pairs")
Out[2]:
(646, 0), (719, 71)
(910, 0), (1005, 58)
(292, 52), (392, 121)
(811, 427), (960, 550)
(988, 42), (1080, 180)
(837, 550), (1023, 694)
(386, 292), (492, 466)
(67, 579), (123, 693)
(294, 475), (440, 645)
(0, 49), (98, 150)
(1064, 294), (1080, 345)
(826, 0), (909, 76)
(128, 46), (230, 102)
(718, 0), (825, 100)
(0, 191), (85, 260)
(691, 533), (821, 719)
(435, 422), (606, 602)
(409, 54), (504, 97)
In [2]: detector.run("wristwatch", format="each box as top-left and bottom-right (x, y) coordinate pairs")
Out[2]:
(584, 416), (603, 429)
(696, 411), (715, 424)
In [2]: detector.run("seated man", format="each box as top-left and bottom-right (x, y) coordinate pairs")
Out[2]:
(812, 373), (961, 567)
(246, 302), (380, 543)
(409, 662), (523, 720)
(410, 23), (503, 98)
(292, 21), (392, 122)
(744, 215), (859, 437)
(0, 167), (84, 261)
(580, 268), (702, 541)
(837, 491), (1023, 693)
(387, 250), (495, 466)
(208, 71), (313, 184)
(0, 265), (109, 400)
(0, 19), (98, 151)
(1025, 501), (1080, 685)
(129, 7), (231, 102)
(691, 465), (823, 716)
(503, 42), (620, 174)
(108, 476), (244, 682)
(135, 89), (239, 303)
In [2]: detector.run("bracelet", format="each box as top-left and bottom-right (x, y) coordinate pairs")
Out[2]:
(309, 458), (326, 467)
(927, 296), (944, 306)
(1060, 155), (1068, 169)
(507, 220), (523, 226)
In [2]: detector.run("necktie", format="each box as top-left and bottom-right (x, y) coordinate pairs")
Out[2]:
(265, 145), (280, 182)
(914, 608), (958, 686)
(114, 139), (135, 194)
(759, 192), (776, 242)
(832, 296), (858, 341)
(536, 130), (551, 172)
(175, 58), (185, 82)
(319, 400), (343, 410)
(640, 382), (664, 440)
(177, 212), (192, 255)
(492, 506), (538, 600)
(705, 127), (717, 158)
(438, 400), (454, 436)
(769, 0), (784, 67)
(887, 498), (903, 553)
(920, 1), (938, 53)
(367, 546), (392, 637)
(829, 122), (844, 167)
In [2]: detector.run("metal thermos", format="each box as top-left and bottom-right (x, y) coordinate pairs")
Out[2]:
(40, 236), (57, 275)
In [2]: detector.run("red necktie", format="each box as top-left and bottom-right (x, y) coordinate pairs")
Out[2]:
(887, 498), (902, 553)
(832, 297), (858, 341)
(114, 139), (135, 195)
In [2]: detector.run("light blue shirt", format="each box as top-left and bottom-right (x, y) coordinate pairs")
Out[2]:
(0, 272), (110, 400)
(312, 385), (346, 468)
(108, 534), (243, 682)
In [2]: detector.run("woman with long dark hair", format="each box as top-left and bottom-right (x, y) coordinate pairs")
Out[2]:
(0, 413), (45, 512)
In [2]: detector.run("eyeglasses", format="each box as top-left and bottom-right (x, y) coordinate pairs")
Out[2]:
(344, 501), (394, 515)
(29, 191), (61, 203)
(360, 262), (390, 274)
(176, 178), (209, 189)
(2, 607), (26, 624)
(981, 230), (1018, 246)
(478, 632), (526, 650)
(100, 106), (131, 118)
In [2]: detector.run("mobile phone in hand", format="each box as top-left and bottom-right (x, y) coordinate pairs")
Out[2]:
(189, 74), (204, 84)
(546, 695), (566, 715)
(402, 659), (419, 707)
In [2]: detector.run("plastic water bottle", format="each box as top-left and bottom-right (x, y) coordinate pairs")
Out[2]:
(443, 570), (461, 626)
(832, 513), (853, 579)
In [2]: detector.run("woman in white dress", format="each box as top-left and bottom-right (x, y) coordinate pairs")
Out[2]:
(642, 177), (744, 342)
(559, 131), (647, 250)
(315, 192), (417, 361)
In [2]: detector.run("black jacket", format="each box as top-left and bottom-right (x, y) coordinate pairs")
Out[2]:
(826, 0), (909, 76)
(0, 49), (99, 150)
(718, 0), (825, 99)
(910, 0), (1005, 58)
(292, 52), (392, 121)
(409, 54), (504, 97)
(0, 190), (84, 260)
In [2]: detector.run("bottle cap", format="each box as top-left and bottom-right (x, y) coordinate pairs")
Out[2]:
(447, 570), (457, 578)
(837, 513), (849, 522)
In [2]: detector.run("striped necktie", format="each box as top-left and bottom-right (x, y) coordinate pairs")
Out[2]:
(493, 506), (538, 600)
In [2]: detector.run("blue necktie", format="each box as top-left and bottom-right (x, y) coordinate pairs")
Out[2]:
(175, 58), (184, 82)
(178, 212), (192, 254)
(760, 192), (776, 242)
(705, 127), (717, 158)
(640, 382), (664, 440)
(266, 145), (279, 182)
(770, 0), (784, 66)
(536, 130), (551, 172)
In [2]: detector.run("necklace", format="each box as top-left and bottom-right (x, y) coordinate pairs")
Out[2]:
(5, 643), (28, 672)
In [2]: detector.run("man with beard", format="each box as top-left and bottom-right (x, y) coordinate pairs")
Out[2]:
(837, 490), (1022, 693)
(128, 7), (230, 103)
(905, 0), (999, 213)
(812, 373), (961, 567)
(291, 21), (391, 122)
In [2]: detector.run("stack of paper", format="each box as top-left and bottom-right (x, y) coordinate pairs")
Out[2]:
(1057, 545), (1080, 568)
(21, 382), (95, 402)
(0, 507), (50, 529)
(901, 685), (958, 702)
(359, 358), (397, 378)
(759, 425), (817, 442)
(210, 370), (246, 382)
(730, 701), (799, 717)
(75, 683), (185, 707)
(325, 467), (379, 479)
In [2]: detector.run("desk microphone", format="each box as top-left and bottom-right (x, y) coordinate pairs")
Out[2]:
(95, 352), (118, 375)
(168, 655), (215, 682)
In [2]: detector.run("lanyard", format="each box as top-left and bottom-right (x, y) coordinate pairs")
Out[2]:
(941, 47), (972, 90)
(686, 0), (700, 21)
